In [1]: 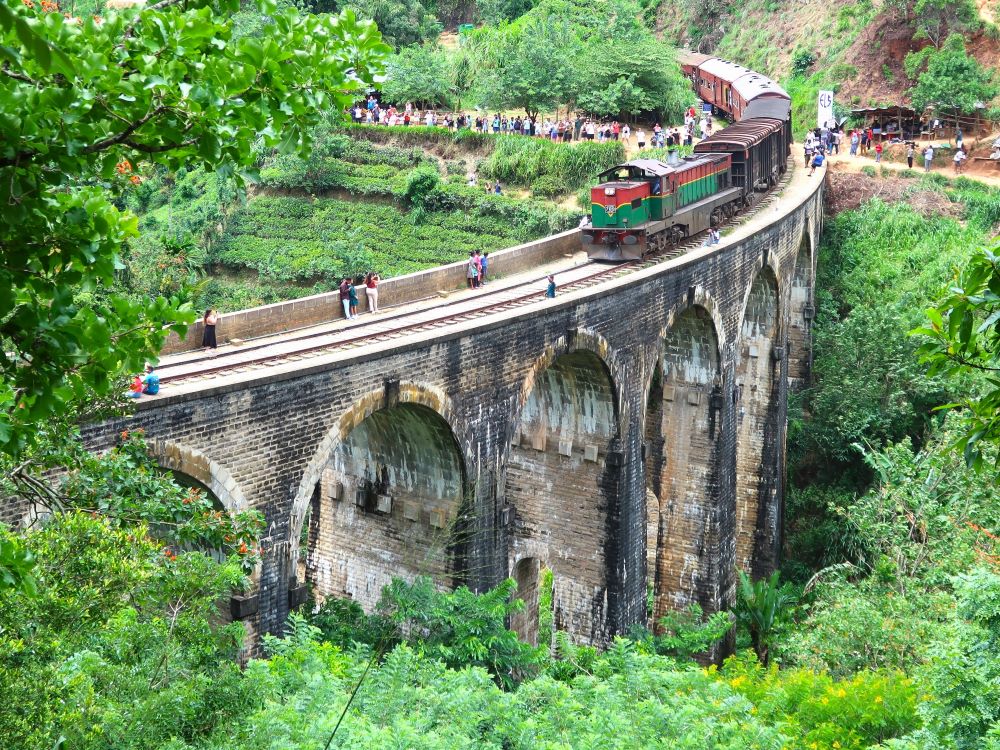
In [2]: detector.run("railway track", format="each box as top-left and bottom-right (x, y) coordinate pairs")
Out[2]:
(155, 165), (794, 389)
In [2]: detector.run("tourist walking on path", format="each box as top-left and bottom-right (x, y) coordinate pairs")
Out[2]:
(201, 308), (218, 350)
(365, 272), (380, 313)
(850, 130), (859, 156)
(906, 143), (915, 169)
(954, 147), (967, 174)
(924, 145), (934, 172)
(874, 141), (883, 163)
(636, 129), (646, 149)
(339, 278), (352, 319)
(545, 274), (556, 298)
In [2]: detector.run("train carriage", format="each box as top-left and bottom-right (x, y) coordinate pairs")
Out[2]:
(693, 118), (789, 197)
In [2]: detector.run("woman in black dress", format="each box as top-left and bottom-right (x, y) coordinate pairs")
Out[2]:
(202, 308), (218, 350)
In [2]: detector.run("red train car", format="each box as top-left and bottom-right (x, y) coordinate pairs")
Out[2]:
(678, 52), (791, 124)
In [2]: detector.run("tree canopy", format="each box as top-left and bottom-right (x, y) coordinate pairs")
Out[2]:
(0, 0), (388, 460)
(906, 34), (997, 130)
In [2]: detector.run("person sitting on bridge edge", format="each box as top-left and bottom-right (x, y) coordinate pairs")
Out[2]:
(545, 274), (556, 298)
(126, 373), (143, 399)
(142, 364), (160, 396)
(704, 227), (721, 246)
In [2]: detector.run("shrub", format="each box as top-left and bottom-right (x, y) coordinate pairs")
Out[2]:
(530, 174), (564, 198)
(402, 165), (441, 207)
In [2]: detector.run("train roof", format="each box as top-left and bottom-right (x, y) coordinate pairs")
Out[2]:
(677, 50), (716, 68)
(599, 155), (729, 181)
(699, 58), (789, 102)
(731, 72), (789, 101)
(692, 119), (786, 152)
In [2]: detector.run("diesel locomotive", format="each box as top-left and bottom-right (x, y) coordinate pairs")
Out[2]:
(582, 53), (792, 261)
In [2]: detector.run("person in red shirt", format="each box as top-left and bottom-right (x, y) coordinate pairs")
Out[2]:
(874, 141), (883, 163)
(364, 272), (380, 313)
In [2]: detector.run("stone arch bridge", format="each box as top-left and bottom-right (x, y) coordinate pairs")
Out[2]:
(80, 169), (824, 648)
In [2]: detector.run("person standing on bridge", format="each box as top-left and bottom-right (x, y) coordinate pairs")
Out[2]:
(201, 308), (218, 350)
(349, 277), (360, 318)
(545, 274), (556, 298)
(480, 252), (489, 285)
(467, 251), (479, 289)
(339, 278), (352, 319)
(365, 271), (380, 313)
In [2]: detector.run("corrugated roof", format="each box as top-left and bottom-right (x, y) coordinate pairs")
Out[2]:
(677, 50), (716, 68)
(699, 57), (755, 82)
(693, 119), (785, 151)
(731, 72), (789, 101)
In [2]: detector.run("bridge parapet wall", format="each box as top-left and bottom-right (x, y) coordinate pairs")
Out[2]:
(161, 229), (580, 354)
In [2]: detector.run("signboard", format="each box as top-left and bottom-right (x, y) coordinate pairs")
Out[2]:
(702, 102), (713, 114)
(817, 90), (834, 129)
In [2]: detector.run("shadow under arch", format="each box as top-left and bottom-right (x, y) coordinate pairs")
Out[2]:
(506, 333), (622, 646)
(289, 383), (469, 612)
(788, 227), (815, 389)
(733, 264), (782, 577)
(642, 304), (725, 625)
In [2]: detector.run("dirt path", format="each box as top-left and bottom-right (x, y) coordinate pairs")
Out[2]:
(825, 149), (1000, 187)
(978, 0), (995, 26)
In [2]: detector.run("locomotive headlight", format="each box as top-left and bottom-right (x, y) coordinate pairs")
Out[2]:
(604, 187), (616, 196)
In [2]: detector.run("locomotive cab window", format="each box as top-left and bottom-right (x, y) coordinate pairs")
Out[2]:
(631, 197), (643, 209)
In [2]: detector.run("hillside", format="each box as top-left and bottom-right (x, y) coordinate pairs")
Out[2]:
(120, 125), (621, 310)
(657, 0), (1000, 127)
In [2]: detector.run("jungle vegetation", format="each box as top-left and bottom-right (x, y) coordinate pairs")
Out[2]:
(5, 1), (1000, 749)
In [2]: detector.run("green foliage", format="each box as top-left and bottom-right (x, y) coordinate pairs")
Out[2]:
(0, 0), (388, 459)
(907, 34), (997, 118)
(381, 44), (455, 109)
(797, 199), (979, 480)
(733, 571), (798, 666)
(481, 135), (624, 188)
(470, 14), (582, 118)
(720, 651), (920, 749)
(0, 512), (257, 749)
(911, 0), (979, 48)
(792, 47), (817, 76)
(0, 531), (36, 595)
(403, 164), (442, 207)
(312, 576), (545, 689)
(213, 192), (572, 284)
(633, 603), (733, 660)
(916, 242), (1000, 469)
(476, 0), (536, 23)
(337, 0), (442, 47)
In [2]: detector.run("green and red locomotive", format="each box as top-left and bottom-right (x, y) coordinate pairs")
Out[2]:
(582, 119), (789, 260)
(582, 154), (742, 260)
(581, 51), (792, 261)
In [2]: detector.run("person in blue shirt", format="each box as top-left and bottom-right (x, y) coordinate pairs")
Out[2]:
(142, 365), (160, 395)
(545, 274), (556, 298)
(809, 149), (825, 176)
(480, 252), (489, 284)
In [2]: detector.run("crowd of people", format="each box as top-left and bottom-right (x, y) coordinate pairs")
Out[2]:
(804, 121), (972, 176)
(351, 96), (713, 151)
